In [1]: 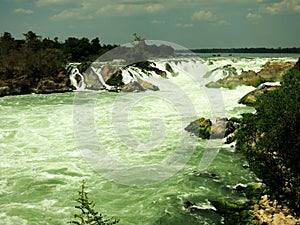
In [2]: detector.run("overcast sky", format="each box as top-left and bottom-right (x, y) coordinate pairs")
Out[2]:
(0, 0), (299, 48)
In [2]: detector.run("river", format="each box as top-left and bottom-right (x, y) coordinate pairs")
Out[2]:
(0, 55), (298, 224)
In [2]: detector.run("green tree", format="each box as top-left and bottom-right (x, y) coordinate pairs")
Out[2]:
(0, 32), (16, 53)
(23, 31), (42, 51)
(91, 37), (101, 55)
(236, 61), (300, 215)
(70, 180), (120, 225)
(63, 37), (93, 61)
(133, 33), (144, 42)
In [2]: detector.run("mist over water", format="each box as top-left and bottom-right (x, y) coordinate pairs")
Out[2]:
(0, 56), (298, 224)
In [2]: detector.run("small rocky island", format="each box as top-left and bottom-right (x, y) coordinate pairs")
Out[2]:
(205, 61), (295, 89)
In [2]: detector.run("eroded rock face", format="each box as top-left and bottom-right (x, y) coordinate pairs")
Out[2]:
(206, 61), (296, 89)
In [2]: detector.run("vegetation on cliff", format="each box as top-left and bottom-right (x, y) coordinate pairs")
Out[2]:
(236, 59), (300, 216)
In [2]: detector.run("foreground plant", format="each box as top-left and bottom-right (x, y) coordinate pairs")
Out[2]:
(70, 180), (119, 225)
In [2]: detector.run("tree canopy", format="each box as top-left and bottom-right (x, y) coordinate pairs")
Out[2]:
(0, 31), (117, 80)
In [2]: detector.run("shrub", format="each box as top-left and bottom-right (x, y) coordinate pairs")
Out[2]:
(236, 61), (300, 215)
(70, 180), (120, 225)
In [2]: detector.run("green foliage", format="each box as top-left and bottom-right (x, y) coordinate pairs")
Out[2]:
(70, 180), (119, 225)
(0, 31), (120, 95)
(133, 33), (144, 42)
(236, 61), (300, 215)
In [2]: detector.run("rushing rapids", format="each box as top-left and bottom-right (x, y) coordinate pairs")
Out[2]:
(1, 55), (299, 224)
(67, 55), (297, 92)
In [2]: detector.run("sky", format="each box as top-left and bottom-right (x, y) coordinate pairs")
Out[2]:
(0, 0), (300, 48)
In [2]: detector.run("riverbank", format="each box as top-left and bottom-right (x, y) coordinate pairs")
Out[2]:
(233, 58), (300, 224)
(183, 58), (300, 224)
(0, 70), (73, 97)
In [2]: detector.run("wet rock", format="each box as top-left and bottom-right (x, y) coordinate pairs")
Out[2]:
(120, 78), (159, 92)
(83, 70), (106, 90)
(165, 63), (178, 76)
(121, 81), (146, 92)
(193, 171), (219, 179)
(185, 117), (212, 139)
(239, 84), (280, 107)
(258, 61), (296, 82)
(0, 70), (73, 97)
(0, 86), (10, 97)
(211, 117), (227, 138)
(137, 79), (159, 91)
(206, 61), (295, 89)
(130, 61), (167, 78)
(105, 69), (124, 86)
(185, 117), (241, 141)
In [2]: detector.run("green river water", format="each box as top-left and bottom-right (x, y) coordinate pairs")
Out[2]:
(3, 56), (295, 224)
(0, 90), (258, 224)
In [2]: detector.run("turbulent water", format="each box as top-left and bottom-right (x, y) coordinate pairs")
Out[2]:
(0, 55), (298, 225)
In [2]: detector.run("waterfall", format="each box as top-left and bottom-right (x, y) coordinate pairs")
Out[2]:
(66, 63), (86, 91)
(67, 57), (227, 91)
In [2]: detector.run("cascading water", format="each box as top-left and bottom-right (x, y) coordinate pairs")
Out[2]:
(67, 55), (297, 92)
(67, 58), (214, 92)
(66, 63), (86, 91)
(1, 55), (299, 224)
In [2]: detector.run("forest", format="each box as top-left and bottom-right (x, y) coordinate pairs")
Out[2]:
(0, 31), (120, 96)
(0, 31), (117, 80)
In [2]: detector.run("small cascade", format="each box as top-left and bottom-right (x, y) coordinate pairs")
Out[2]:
(90, 66), (111, 90)
(66, 63), (86, 91)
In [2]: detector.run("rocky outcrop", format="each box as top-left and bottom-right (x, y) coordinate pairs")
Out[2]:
(185, 117), (212, 139)
(100, 66), (124, 86)
(206, 61), (296, 89)
(239, 84), (280, 107)
(253, 195), (300, 225)
(70, 60), (164, 92)
(128, 61), (167, 78)
(121, 79), (159, 92)
(185, 117), (241, 141)
(137, 79), (159, 91)
(0, 71), (73, 97)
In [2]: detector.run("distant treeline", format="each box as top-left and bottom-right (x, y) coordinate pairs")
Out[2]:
(191, 47), (300, 54)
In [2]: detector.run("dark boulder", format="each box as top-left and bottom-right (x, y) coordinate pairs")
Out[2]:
(185, 117), (241, 141)
(185, 117), (212, 139)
